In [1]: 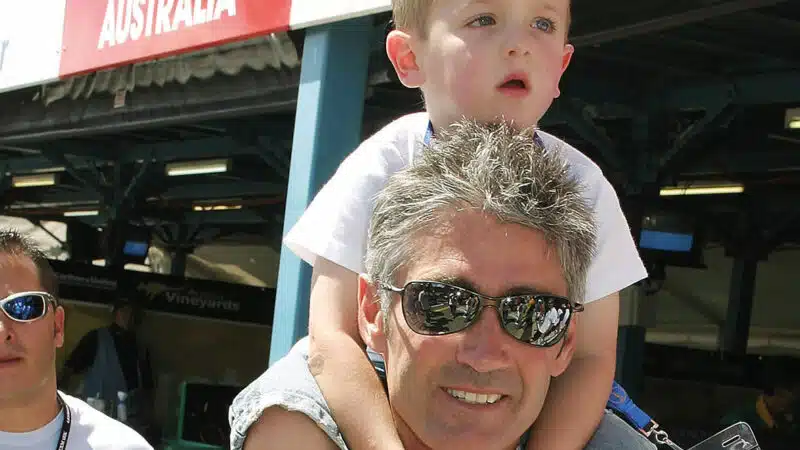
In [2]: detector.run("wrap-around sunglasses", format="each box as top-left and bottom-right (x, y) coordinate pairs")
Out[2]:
(0, 291), (58, 323)
(382, 281), (583, 347)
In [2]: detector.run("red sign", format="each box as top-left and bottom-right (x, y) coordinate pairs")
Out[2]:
(60, 0), (291, 77)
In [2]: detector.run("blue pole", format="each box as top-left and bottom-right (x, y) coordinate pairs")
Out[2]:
(269, 17), (373, 365)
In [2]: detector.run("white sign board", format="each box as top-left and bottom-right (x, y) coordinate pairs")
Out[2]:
(290, 0), (391, 30)
(0, 0), (67, 93)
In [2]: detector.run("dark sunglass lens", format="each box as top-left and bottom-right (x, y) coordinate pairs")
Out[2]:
(501, 296), (572, 347)
(3, 295), (47, 321)
(403, 283), (479, 335)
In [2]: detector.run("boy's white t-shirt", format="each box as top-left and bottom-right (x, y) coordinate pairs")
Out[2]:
(0, 392), (153, 450)
(284, 112), (647, 303)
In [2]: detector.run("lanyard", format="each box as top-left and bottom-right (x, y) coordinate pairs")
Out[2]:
(55, 393), (72, 450)
(607, 381), (683, 449)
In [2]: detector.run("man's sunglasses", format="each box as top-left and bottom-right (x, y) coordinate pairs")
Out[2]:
(382, 281), (583, 347)
(0, 291), (58, 323)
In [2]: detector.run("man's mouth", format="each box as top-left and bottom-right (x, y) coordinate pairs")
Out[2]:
(446, 388), (504, 405)
(0, 356), (22, 367)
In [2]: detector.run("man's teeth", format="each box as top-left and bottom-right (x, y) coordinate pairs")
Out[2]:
(446, 389), (503, 405)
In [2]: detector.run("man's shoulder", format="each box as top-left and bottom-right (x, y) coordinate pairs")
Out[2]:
(61, 393), (153, 449)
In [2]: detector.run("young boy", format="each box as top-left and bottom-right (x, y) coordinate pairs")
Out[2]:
(283, 0), (648, 449)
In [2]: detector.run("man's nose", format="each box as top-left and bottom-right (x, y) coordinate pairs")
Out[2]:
(455, 308), (512, 372)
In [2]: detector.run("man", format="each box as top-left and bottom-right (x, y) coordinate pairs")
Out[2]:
(59, 298), (156, 440)
(721, 359), (799, 446)
(0, 229), (151, 449)
(229, 120), (655, 449)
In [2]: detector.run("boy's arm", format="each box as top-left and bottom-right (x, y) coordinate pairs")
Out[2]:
(308, 257), (405, 450)
(525, 292), (620, 450)
(244, 407), (341, 450)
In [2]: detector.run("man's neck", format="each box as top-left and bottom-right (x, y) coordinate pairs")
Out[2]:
(0, 387), (61, 433)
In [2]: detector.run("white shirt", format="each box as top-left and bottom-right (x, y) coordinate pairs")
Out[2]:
(0, 392), (152, 450)
(285, 112), (647, 303)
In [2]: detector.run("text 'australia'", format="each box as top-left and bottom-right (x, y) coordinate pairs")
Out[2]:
(98, 0), (237, 49)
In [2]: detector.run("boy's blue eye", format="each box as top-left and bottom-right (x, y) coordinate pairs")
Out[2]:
(533, 17), (555, 33)
(468, 15), (496, 27)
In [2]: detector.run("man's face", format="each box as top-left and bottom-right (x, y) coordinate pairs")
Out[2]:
(116, 305), (134, 330)
(365, 210), (574, 450)
(0, 255), (65, 403)
(391, 0), (573, 129)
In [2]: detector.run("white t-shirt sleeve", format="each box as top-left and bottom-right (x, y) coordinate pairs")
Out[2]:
(283, 117), (419, 274)
(582, 174), (648, 302)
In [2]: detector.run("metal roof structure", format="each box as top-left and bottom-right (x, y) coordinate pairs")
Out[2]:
(0, 0), (798, 256)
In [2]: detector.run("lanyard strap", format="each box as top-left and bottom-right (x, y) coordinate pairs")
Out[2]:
(607, 381), (683, 449)
(55, 393), (72, 450)
(424, 121), (434, 144)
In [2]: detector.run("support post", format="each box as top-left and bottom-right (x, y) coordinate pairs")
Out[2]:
(170, 250), (188, 277)
(269, 17), (373, 365)
(719, 255), (758, 356)
(718, 213), (761, 356)
(616, 284), (654, 399)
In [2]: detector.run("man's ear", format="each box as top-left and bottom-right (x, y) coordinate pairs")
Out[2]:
(550, 316), (577, 377)
(386, 30), (425, 88)
(357, 275), (387, 355)
(53, 305), (65, 348)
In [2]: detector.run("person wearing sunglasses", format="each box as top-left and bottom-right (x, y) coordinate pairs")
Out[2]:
(230, 120), (654, 450)
(0, 230), (152, 449)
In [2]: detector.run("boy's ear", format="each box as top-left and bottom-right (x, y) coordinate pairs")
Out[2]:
(357, 275), (387, 355)
(386, 30), (425, 88)
(554, 43), (574, 98)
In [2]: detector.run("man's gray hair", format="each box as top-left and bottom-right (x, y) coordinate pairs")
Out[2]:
(364, 119), (597, 312)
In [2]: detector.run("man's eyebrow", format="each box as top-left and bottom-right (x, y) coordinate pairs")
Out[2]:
(421, 274), (557, 297)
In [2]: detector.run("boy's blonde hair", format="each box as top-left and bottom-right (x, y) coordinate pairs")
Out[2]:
(391, 0), (430, 35)
(391, 0), (572, 38)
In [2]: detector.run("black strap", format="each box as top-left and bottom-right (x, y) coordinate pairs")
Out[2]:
(55, 393), (72, 450)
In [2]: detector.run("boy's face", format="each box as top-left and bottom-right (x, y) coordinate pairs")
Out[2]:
(388, 0), (573, 129)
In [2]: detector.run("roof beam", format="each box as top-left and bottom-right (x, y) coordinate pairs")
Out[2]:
(154, 182), (285, 201)
(663, 71), (800, 110)
(4, 182), (284, 208)
(144, 210), (271, 226)
(3, 136), (288, 174)
(570, 0), (790, 47)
